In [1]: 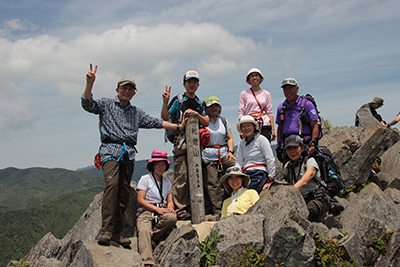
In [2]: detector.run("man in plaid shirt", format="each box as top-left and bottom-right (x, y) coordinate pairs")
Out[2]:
(82, 63), (184, 247)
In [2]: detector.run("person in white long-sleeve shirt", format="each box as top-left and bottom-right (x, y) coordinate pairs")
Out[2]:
(235, 115), (275, 193)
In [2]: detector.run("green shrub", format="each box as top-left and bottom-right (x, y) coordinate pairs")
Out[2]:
(200, 231), (221, 267)
(314, 235), (359, 267)
(228, 243), (266, 267)
(9, 259), (34, 267)
(337, 182), (370, 199)
(370, 227), (395, 257)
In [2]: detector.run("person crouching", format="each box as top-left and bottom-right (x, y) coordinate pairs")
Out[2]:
(136, 150), (177, 267)
(220, 166), (260, 217)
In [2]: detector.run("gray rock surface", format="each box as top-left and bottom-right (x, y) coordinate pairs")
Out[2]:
(15, 122), (400, 267)
(356, 107), (382, 127)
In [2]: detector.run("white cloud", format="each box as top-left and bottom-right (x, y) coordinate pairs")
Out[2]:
(0, 19), (38, 38)
(0, 22), (262, 132)
(0, 94), (39, 130)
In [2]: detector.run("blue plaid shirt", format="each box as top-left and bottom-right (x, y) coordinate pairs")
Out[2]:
(82, 95), (163, 162)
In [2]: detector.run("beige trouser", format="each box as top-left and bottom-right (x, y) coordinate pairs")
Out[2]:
(202, 155), (235, 215)
(172, 138), (190, 214)
(136, 210), (177, 265)
(101, 159), (134, 233)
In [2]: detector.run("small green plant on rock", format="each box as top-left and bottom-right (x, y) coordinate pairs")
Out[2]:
(228, 243), (266, 267)
(314, 234), (359, 267)
(338, 182), (370, 199)
(200, 231), (221, 267)
(10, 259), (34, 267)
(370, 227), (395, 257)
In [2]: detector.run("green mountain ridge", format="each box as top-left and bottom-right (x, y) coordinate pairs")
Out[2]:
(0, 167), (104, 211)
(0, 186), (103, 267)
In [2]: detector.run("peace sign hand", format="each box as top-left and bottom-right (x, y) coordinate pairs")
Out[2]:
(86, 63), (98, 84)
(162, 85), (171, 104)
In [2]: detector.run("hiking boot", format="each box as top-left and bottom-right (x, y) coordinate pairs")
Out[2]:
(205, 214), (220, 221)
(329, 203), (344, 216)
(112, 233), (131, 248)
(177, 211), (191, 220)
(97, 231), (112, 246)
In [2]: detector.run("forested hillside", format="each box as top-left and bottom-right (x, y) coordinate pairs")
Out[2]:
(0, 186), (103, 267)
(0, 167), (103, 211)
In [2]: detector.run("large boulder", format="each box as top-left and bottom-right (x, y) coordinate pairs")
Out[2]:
(320, 125), (400, 186)
(339, 183), (400, 265)
(355, 107), (382, 127)
(69, 240), (142, 267)
(154, 224), (201, 267)
(211, 214), (265, 267)
(24, 187), (139, 267)
(247, 184), (309, 219)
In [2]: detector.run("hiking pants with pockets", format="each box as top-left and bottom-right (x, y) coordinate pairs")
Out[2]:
(101, 159), (134, 233)
(136, 210), (177, 265)
(172, 137), (190, 214)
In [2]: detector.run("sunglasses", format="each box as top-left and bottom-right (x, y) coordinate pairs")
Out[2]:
(226, 166), (241, 174)
(282, 79), (297, 84)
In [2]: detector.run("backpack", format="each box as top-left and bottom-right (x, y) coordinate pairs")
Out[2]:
(165, 93), (184, 143)
(276, 94), (323, 162)
(199, 116), (228, 147)
(308, 145), (345, 198)
(164, 93), (206, 144)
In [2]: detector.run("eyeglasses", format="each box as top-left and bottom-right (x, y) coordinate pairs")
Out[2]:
(226, 166), (241, 174)
(118, 85), (136, 92)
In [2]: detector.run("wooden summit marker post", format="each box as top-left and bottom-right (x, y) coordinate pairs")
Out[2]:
(186, 114), (205, 224)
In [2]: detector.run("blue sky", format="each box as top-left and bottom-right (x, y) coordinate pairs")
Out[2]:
(0, 0), (399, 170)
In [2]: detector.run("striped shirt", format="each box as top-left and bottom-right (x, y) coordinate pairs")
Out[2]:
(81, 95), (163, 162)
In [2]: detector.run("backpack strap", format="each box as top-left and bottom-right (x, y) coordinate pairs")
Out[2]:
(219, 115), (228, 142)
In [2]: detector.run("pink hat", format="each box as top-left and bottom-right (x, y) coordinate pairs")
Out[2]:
(147, 150), (171, 164)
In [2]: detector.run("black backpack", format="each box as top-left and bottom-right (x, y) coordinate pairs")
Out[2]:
(308, 145), (345, 197)
(276, 94), (323, 162)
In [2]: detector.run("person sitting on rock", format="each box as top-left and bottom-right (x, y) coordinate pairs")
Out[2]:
(136, 150), (177, 267)
(355, 96), (387, 127)
(280, 135), (330, 222)
(220, 166), (260, 217)
(235, 115), (275, 193)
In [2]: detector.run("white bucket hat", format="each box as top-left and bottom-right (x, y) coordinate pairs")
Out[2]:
(246, 68), (264, 85)
(236, 115), (259, 133)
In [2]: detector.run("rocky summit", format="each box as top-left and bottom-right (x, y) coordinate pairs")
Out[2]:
(9, 112), (400, 267)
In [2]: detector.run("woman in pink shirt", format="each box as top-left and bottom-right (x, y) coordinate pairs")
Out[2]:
(238, 68), (276, 142)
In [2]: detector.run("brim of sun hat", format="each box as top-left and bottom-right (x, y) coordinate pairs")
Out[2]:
(246, 68), (264, 85)
(147, 157), (171, 164)
(220, 171), (250, 194)
(236, 116), (259, 133)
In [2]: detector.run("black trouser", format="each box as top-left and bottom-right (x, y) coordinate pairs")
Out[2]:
(260, 125), (272, 142)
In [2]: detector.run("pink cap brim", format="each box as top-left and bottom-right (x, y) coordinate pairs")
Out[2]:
(147, 158), (171, 164)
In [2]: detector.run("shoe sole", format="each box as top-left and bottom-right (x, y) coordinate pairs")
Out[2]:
(97, 239), (111, 246)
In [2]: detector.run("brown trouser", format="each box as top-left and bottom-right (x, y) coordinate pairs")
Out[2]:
(136, 210), (177, 265)
(202, 155), (235, 215)
(172, 138), (189, 214)
(101, 159), (134, 233)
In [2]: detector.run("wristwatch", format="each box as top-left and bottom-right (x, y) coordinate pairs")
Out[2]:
(229, 150), (234, 154)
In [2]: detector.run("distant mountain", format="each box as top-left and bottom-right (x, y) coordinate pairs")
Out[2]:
(0, 167), (104, 211)
(77, 156), (175, 183)
(0, 186), (103, 267)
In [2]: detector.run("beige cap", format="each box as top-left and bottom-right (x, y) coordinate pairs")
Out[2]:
(117, 77), (137, 90)
(281, 78), (298, 88)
